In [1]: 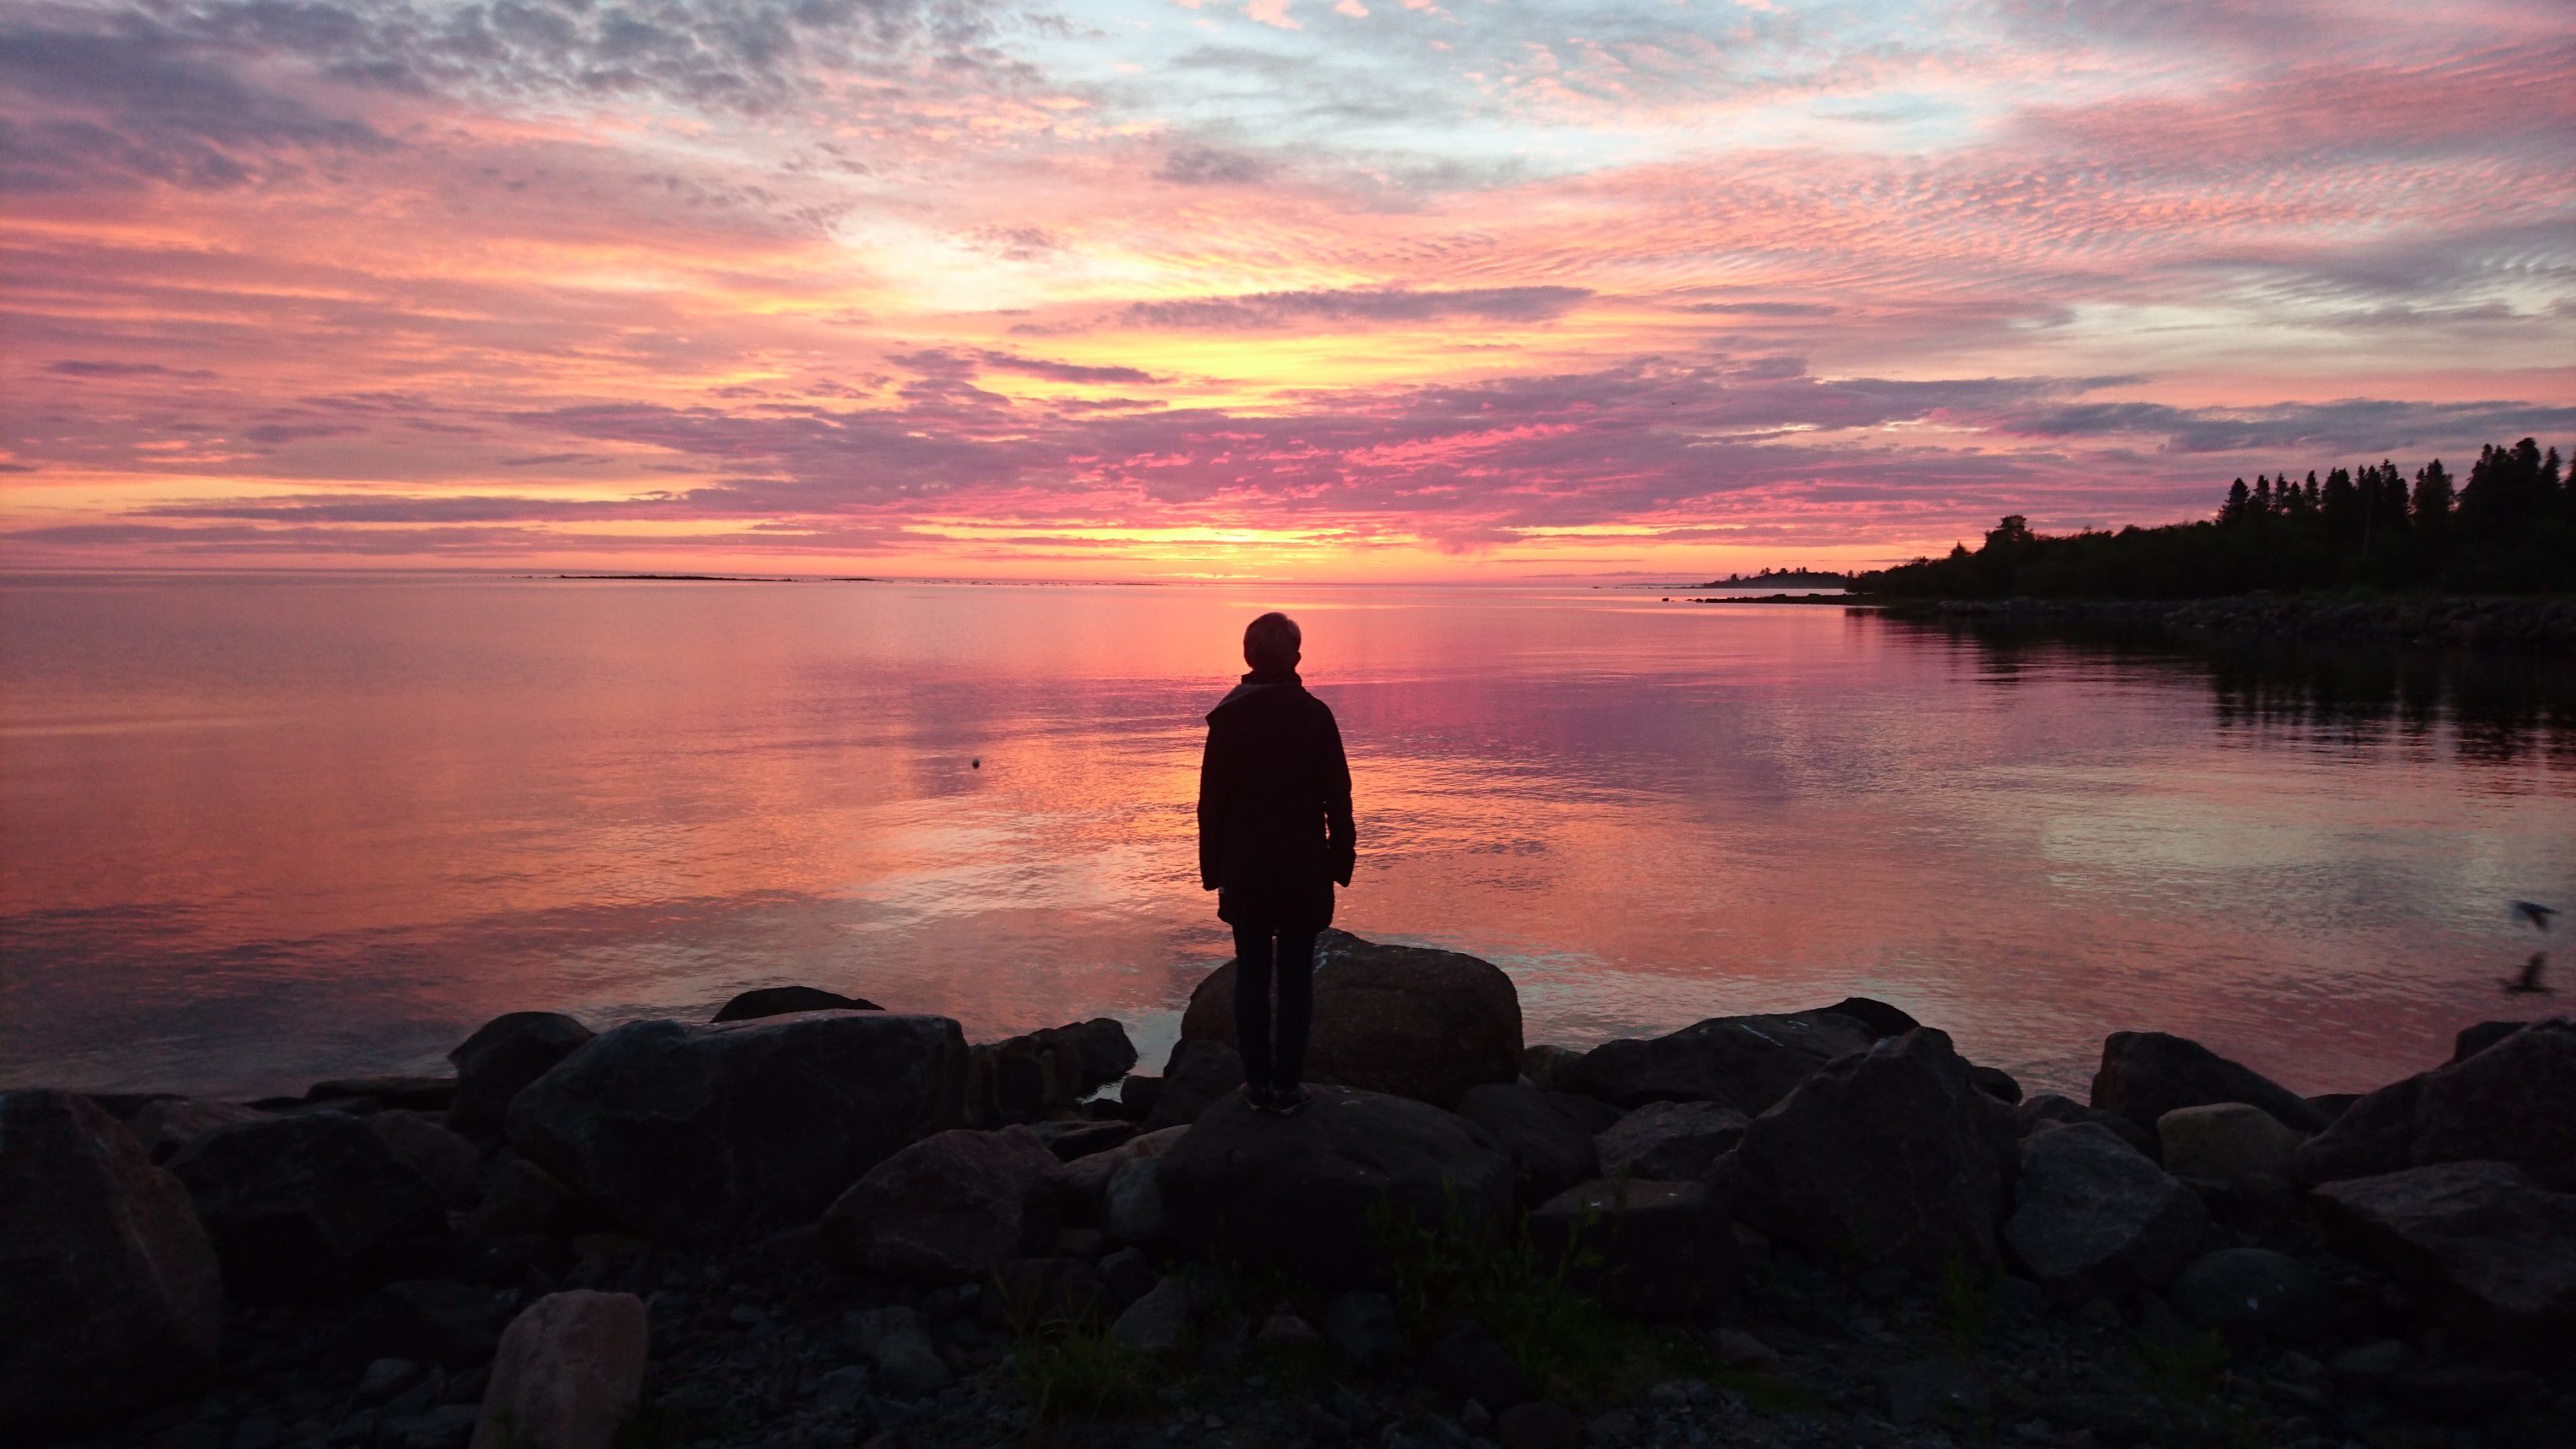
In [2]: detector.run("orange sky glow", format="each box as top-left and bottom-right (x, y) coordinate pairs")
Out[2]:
(3, 0), (2571, 578)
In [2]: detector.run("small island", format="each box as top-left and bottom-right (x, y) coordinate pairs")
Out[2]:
(1692, 568), (1853, 589)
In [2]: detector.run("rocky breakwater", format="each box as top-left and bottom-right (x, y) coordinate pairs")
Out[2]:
(5, 940), (2572, 1449)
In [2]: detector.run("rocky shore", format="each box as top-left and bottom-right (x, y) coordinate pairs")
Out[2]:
(6, 930), (2571, 1449)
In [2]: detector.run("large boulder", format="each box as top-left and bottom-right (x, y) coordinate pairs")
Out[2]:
(2015, 1092), (2157, 1158)
(1530, 1178), (1741, 1319)
(2158, 1102), (2305, 1221)
(1142, 1039), (1247, 1131)
(506, 1011), (967, 1242)
(166, 1110), (444, 1300)
(2308, 1161), (2576, 1362)
(1594, 1101), (1748, 1181)
(368, 1110), (484, 1208)
(711, 985), (883, 1022)
(2451, 1021), (2529, 1063)
(963, 1018), (1140, 1128)
(2168, 1248), (2336, 1343)
(1566, 1008), (1878, 1112)
(0, 1091), (224, 1440)
(1179, 930), (1521, 1109)
(2294, 1020), (2574, 1191)
(818, 1126), (1064, 1282)
(2002, 1122), (2208, 1300)
(121, 1097), (272, 1162)
(447, 1012), (594, 1136)
(1720, 1028), (2017, 1274)
(470, 1291), (647, 1449)
(1159, 1086), (1513, 1288)
(1456, 1084), (1618, 1205)
(2089, 1031), (2327, 1144)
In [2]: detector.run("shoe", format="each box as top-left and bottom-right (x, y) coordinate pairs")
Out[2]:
(1238, 1083), (1278, 1113)
(1270, 1085), (1311, 1115)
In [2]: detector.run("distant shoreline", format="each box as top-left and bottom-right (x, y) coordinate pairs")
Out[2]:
(1690, 591), (2576, 646)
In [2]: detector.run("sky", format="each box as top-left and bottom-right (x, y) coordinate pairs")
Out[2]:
(2, 0), (2571, 579)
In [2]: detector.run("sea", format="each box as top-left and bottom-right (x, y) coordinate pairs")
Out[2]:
(4, 573), (2570, 1102)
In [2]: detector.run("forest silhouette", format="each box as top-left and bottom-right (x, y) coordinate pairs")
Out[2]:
(1855, 437), (2573, 599)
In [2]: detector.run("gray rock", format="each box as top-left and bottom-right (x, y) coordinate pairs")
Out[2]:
(1102, 1157), (1166, 1245)
(1712, 1328), (1780, 1370)
(168, 1109), (444, 1300)
(1456, 1083), (1617, 1205)
(468, 1290), (646, 1449)
(0, 1090), (224, 1439)
(446, 1012), (593, 1137)
(709, 985), (881, 1021)
(1529, 1178), (1740, 1319)
(1882, 1358), (1989, 1427)
(1518, 1045), (1586, 1093)
(1033, 1018), (1140, 1097)
(1566, 1008), (1878, 1112)
(2017, 1092), (2158, 1158)
(1592, 1101), (1747, 1181)
(1179, 930), (1524, 1109)
(1722, 1027), (2018, 1274)
(1427, 1322), (1533, 1412)
(2157, 1102), (2304, 1221)
(1061, 1125), (1189, 1218)
(1968, 1064), (2022, 1104)
(1098, 1246), (1158, 1307)
(1142, 1039), (1247, 1131)
(964, 1018), (1137, 1127)
(1160, 1086), (1514, 1288)
(506, 1011), (967, 1242)
(122, 1097), (272, 1163)
(1495, 1401), (1580, 1449)
(368, 1111), (483, 1209)
(2168, 1248), (2335, 1342)
(2004, 1122), (2207, 1298)
(1825, 997), (1924, 1040)
(1322, 1291), (1405, 1372)
(460, 1158), (573, 1241)
(2451, 1020), (2530, 1063)
(1027, 1118), (1137, 1164)
(342, 1280), (506, 1371)
(2308, 1160), (2576, 1359)
(356, 1358), (427, 1405)
(307, 1077), (457, 1112)
(845, 1306), (951, 1396)
(818, 1125), (1063, 1283)
(2088, 1031), (2327, 1145)
(1108, 1277), (1192, 1355)
(2295, 1019), (2575, 1191)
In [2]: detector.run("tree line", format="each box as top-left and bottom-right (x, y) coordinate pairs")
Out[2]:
(1852, 438), (2574, 599)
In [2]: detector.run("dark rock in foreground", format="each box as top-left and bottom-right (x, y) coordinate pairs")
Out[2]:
(2089, 1030), (2327, 1143)
(2015, 1092), (2157, 1158)
(166, 1109), (444, 1301)
(817, 1126), (1064, 1283)
(1142, 1038), (1246, 1130)
(1567, 1008), (1880, 1112)
(1530, 1177), (1740, 1319)
(1456, 1083), (1617, 1205)
(2002, 1122), (2207, 1300)
(0, 1090), (224, 1440)
(1594, 1100), (1748, 1181)
(2295, 1018), (2574, 1191)
(1179, 930), (1522, 1109)
(710, 985), (883, 1022)
(446, 1011), (594, 1137)
(1160, 1086), (1513, 1288)
(1722, 1027), (2016, 1274)
(963, 1017), (1138, 1127)
(506, 1011), (967, 1242)
(2168, 1247), (2336, 1343)
(2309, 1159), (2576, 1361)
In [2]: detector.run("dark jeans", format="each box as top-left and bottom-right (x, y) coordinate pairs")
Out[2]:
(1231, 922), (1317, 1094)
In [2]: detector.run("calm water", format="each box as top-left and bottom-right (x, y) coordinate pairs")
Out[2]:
(4, 575), (2570, 1102)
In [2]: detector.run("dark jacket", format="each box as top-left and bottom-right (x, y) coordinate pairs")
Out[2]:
(1197, 670), (1355, 930)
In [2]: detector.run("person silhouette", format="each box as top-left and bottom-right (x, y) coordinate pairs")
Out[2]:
(1196, 611), (1355, 1115)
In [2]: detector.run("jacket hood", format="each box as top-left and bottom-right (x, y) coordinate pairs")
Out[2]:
(1208, 669), (1303, 721)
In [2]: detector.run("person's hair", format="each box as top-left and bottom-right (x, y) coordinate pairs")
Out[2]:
(1243, 611), (1301, 672)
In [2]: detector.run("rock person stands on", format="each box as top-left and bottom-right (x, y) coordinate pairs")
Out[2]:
(1196, 611), (1357, 1115)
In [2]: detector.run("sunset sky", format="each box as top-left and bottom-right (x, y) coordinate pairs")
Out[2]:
(4, 0), (2571, 578)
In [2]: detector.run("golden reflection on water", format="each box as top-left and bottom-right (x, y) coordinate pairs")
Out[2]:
(3, 575), (2569, 1100)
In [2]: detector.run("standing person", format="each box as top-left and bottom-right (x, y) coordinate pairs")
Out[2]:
(1197, 611), (1356, 1115)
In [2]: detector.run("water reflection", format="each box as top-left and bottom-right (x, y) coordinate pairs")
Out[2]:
(3, 578), (2568, 1103)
